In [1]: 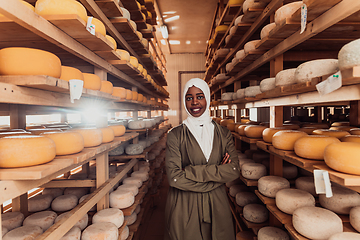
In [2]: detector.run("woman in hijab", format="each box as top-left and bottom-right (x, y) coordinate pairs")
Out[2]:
(164, 78), (240, 240)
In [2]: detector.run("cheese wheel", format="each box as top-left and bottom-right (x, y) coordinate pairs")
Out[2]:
(324, 142), (360, 175)
(235, 192), (259, 207)
(338, 39), (360, 70)
(319, 186), (360, 214)
(243, 0), (269, 12)
(60, 66), (84, 81)
(88, 17), (106, 36)
(272, 130), (307, 150)
(229, 26), (237, 35)
(293, 207), (343, 240)
(117, 184), (139, 196)
(1, 212), (24, 231)
(260, 77), (276, 92)
(241, 163), (267, 180)
(23, 210), (57, 231)
(236, 231), (255, 240)
(0, 1), (34, 18)
(275, 68), (297, 86)
(40, 132), (84, 155)
(70, 128), (102, 147)
(116, 49), (131, 62)
(128, 119), (145, 129)
(229, 184), (248, 197)
(28, 194), (53, 212)
(332, 121), (350, 127)
(82, 73), (101, 90)
(108, 125), (125, 137)
(227, 123), (237, 132)
(131, 171), (149, 181)
(258, 176), (290, 198)
(244, 40), (261, 53)
(123, 176), (142, 188)
(129, 20), (137, 31)
(109, 189), (135, 209)
(216, 73), (230, 82)
(329, 232), (360, 240)
(100, 127), (115, 143)
(221, 92), (233, 101)
(82, 222), (119, 240)
(244, 125), (266, 138)
(274, 2), (303, 25)
(330, 126), (355, 132)
(258, 226), (290, 240)
(64, 187), (89, 199)
(125, 89), (133, 100)
(298, 127), (317, 134)
(295, 177), (317, 196)
(137, 93), (144, 102)
(220, 119), (235, 127)
(312, 129), (350, 139)
(79, 194), (96, 212)
(35, 0), (88, 22)
(0, 135), (56, 168)
(51, 194), (78, 212)
(129, 56), (139, 68)
(131, 91), (138, 101)
(294, 135), (340, 160)
(42, 188), (64, 198)
(92, 208), (124, 228)
(262, 127), (288, 143)
(141, 38), (149, 48)
(260, 22), (276, 39)
(243, 204), (268, 223)
(125, 212), (137, 225)
(119, 7), (131, 20)
(245, 86), (261, 97)
(215, 25), (228, 33)
(2, 227), (8, 237)
(99, 81), (113, 94)
(105, 35), (117, 50)
(350, 206), (360, 232)
(295, 59), (339, 83)
(119, 225), (129, 240)
(341, 135), (360, 143)
(276, 189), (315, 214)
(60, 226), (81, 240)
(0, 47), (62, 77)
(55, 212), (88, 230)
(3, 226), (43, 240)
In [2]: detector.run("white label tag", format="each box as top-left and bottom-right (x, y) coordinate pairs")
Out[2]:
(314, 170), (333, 198)
(86, 16), (96, 35)
(69, 79), (84, 103)
(316, 71), (342, 96)
(300, 4), (307, 34)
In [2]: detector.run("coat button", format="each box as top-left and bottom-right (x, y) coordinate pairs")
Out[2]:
(174, 178), (177, 182)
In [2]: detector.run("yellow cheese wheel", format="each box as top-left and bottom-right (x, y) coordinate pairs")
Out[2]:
(35, 0), (87, 22)
(0, 135), (56, 168)
(0, 47), (61, 77)
(244, 125), (267, 138)
(130, 56), (139, 68)
(70, 128), (102, 147)
(112, 87), (127, 99)
(129, 20), (137, 31)
(262, 127), (289, 143)
(100, 127), (115, 143)
(272, 130), (308, 151)
(88, 17), (106, 36)
(331, 122), (349, 127)
(60, 66), (84, 81)
(132, 91), (138, 101)
(40, 132), (84, 155)
(237, 125), (247, 136)
(312, 129), (350, 139)
(215, 25), (228, 33)
(82, 73), (102, 90)
(298, 127), (317, 134)
(0, 132), (31, 138)
(126, 89), (132, 100)
(100, 81), (113, 94)
(137, 64), (144, 73)
(341, 135), (360, 143)
(143, 97), (147, 103)
(105, 35), (117, 50)
(142, 68), (147, 77)
(137, 93), (144, 102)
(294, 135), (340, 160)
(228, 0), (245, 5)
(220, 119), (234, 127)
(330, 126), (355, 132)
(0, 1), (34, 18)
(324, 142), (360, 175)
(241, 119), (250, 124)
(227, 123), (237, 132)
(116, 49), (130, 62)
(109, 125), (125, 137)
(135, 31), (143, 40)
(350, 128), (360, 135)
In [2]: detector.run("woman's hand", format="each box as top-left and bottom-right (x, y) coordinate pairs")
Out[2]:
(221, 152), (231, 165)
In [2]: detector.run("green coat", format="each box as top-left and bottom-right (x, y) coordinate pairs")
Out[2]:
(164, 121), (240, 240)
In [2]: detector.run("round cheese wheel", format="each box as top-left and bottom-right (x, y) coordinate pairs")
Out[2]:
(215, 25), (228, 33)
(276, 189), (315, 214)
(125, 143), (144, 155)
(109, 189), (135, 209)
(239, 158), (255, 169)
(260, 77), (276, 92)
(119, 7), (130, 20)
(338, 39), (360, 70)
(227, 123), (237, 132)
(40, 132), (84, 155)
(262, 127), (288, 143)
(244, 40), (261, 53)
(135, 205), (141, 214)
(292, 206), (343, 240)
(116, 49), (131, 62)
(0, 47), (61, 77)
(275, 68), (297, 86)
(92, 208), (124, 228)
(60, 66), (84, 81)
(294, 135), (340, 160)
(131, 91), (138, 101)
(332, 121), (350, 127)
(234, 50), (245, 61)
(298, 127), (317, 134)
(236, 231), (255, 240)
(125, 89), (133, 100)
(0, 135), (56, 168)
(258, 176), (290, 198)
(42, 188), (64, 198)
(100, 127), (115, 143)
(131, 171), (149, 181)
(350, 206), (360, 232)
(129, 20), (137, 31)
(125, 212), (137, 225)
(137, 93), (144, 102)
(2, 227), (8, 237)
(243, 0), (268, 12)
(23, 210), (57, 231)
(341, 135), (360, 143)
(295, 177), (317, 196)
(229, 26), (237, 35)
(55, 212), (88, 230)
(319, 186), (360, 214)
(229, 184), (248, 197)
(258, 226), (289, 240)
(64, 187), (89, 199)
(235, 192), (258, 207)
(28, 194), (53, 212)
(112, 87), (127, 99)
(295, 59), (339, 83)
(244, 125), (266, 138)
(51, 194), (78, 212)
(82, 222), (119, 240)
(3, 225), (43, 240)
(35, 0), (87, 22)
(272, 130), (307, 150)
(123, 176), (142, 188)
(60, 226), (81, 240)
(105, 35), (117, 50)
(129, 56), (139, 68)
(100, 81), (113, 94)
(70, 128), (102, 147)
(243, 204), (268, 223)
(324, 142), (360, 175)
(312, 129), (350, 139)
(221, 92), (234, 101)
(245, 86), (261, 97)
(117, 184), (138, 196)
(329, 232), (360, 240)
(274, 2), (303, 25)
(109, 125), (125, 137)
(2, 212), (24, 231)
(119, 225), (129, 240)
(82, 73), (101, 90)
(241, 163), (267, 180)
(236, 88), (245, 99)
(88, 17), (106, 36)
(260, 23), (276, 39)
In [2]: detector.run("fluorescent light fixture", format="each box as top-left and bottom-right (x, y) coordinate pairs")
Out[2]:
(164, 15), (179, 23)
(171, 26), (177, 30)
(160, 25), (169, 39)
(160, 39), (166, 45)
(186, 40), (191, 44)
(169, 40), (180, 45)
(162, 15), (167, 18)
(163, 11), (176, 14)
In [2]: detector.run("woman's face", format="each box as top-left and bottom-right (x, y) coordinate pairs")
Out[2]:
(185, 86), (207, 117)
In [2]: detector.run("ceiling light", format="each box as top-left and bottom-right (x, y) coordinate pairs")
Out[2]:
(160, 25), (169, 39)
(163, 11), (176, 14)
(162, 15), (167, 18)
(169, 40), (180, 45)
(160, 39), (166, 45)
(164, 15), (180, 23)
(186, 41), (191, 44)
(171, 26), (177, 30)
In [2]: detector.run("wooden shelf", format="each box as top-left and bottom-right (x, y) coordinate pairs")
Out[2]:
(240, 214), (269, 229)
(239, 174), (258, 187)
(255, 190), (275, 205)
(94, 0), (124, 19)
(256, 141), (272, 153)
(267, 205), (292, 225)
(225, 23), (252, 48)
(314, 165), (360, 187)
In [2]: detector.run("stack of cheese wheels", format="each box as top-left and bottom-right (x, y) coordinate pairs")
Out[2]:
(55, 212), (88, 230)
(260, 23), (276, 39)
(126, 89), (133, 100)
(338, 39), (360, 70)
(295, 176), (317, 196)
(294, 59), (339, 83)
(243, 203), (268, 223)
(60, 66), (84, 82)
(258, 226), (289, 240)
(0, 47), (62, 77)
(262, 127), (288, 143)
(116, 49), (131, 62)
(28, 194), (53, 212)
(312, 129), (350, 139)
(35, 0), (88, 22)
(274, 1), (303, 25)
(272, 130), (307, 150)
(241, 163), (266, 180)
(0, 135), (56, 168)
(258, 176), (290, 198)
(51, 194), (78, 212)
(259, 77), (276, 92)
(23, 211), (57, 231)
(244, 125), (266, 138)
(82, 73), (102, 90)
(70, 128), (103, 147)
(100, 81), (114, 94)
(2, 212), (24, 231)
(92, 208), (124, 228)
(100, 127), (115, 143)
(293, 207), (343, 239)
(109, 124), (126, 137)
(131, 91), (138, 101)
(235, 191), (259, 207)
(319, 186), (360, 214)
(276, 189), (315, 214)
(275, 68), (297, 87)
(294, 135), (340, 160)
(3, 226), (43, 240)
(40, 131), (84, 155)
(220, 119), (234, 127)
(109, 189), (135, 209)
(82, 222), (119, 240)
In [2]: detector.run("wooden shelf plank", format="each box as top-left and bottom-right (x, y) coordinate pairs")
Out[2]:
(242, 8), (265, 23)
(267, 204), (292, 224)
(255, 190), (275, 205)
(140, 29), (154, 39)
(239, 174), (258, 187)
(285, 222), (310, 240)
(240, 214), (269, 229)
(225, 23), (252, 48)
(95, 50), (122, 61)
(256, 141), (271, 153)
(290, 0), (343, 22)
(314, 164), (360, 187)
(228, 50), (266, 76)
(95, 0), (124, 18)
(122, 191), (146, 216)
(110, 18), (140, 41)
(342, 65), (360, 86)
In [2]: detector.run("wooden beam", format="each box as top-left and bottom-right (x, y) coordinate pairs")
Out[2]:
(270, 106), (283, 128)
(270, 154), (283, 177)
(96, 153), (109, 211)
(350, 101), (360, 126)
(270, 54), (283, 78)
(9, 104), (26, 129)
(12, 193), (28, 217)
(41, 179), (96, 188)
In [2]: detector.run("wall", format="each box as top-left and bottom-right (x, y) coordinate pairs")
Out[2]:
(164, 53), (206, 126)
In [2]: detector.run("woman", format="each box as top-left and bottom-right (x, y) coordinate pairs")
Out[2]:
(165, 78), (240, 240)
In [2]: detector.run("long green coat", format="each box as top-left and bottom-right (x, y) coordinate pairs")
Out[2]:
(164, 121), (240, 240)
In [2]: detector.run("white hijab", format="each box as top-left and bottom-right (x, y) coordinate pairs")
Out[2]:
(182, 78), (214, 161)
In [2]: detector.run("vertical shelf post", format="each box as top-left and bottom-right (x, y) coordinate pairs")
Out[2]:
(270, 106), (283, 128)
(96, 153), (110, 211)
(350, 101), (360, 126)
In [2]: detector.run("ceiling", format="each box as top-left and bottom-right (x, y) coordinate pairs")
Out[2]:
(155, 0), (219, 54)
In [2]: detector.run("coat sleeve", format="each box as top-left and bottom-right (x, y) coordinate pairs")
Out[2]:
(184, 127), (240, 183)
(165, 129), (223, 193)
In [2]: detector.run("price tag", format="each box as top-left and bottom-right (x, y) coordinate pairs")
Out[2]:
(314, 170), (333, 198)
(69, 79), (83, 103)
(86, 17), (96, 35)
(300, 4), (307, 34)
(316, 71), (342, 96)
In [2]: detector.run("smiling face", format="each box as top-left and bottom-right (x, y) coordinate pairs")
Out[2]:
(185, 86), (207, 117)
